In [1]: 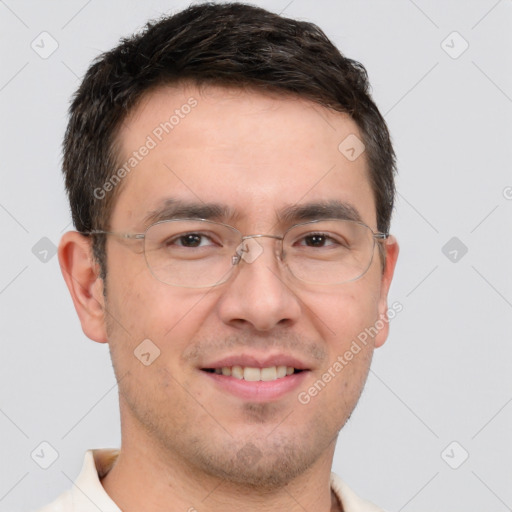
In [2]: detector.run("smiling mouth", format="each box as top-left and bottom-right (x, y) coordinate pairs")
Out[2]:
(201, 366), (305, 382)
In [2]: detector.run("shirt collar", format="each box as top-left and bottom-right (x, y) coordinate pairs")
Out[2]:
(70, 449), (121, 512)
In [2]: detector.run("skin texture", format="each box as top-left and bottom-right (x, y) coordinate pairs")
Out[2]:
(59, 83), (398, 512)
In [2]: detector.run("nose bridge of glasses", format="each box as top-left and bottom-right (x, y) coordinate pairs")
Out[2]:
(232, 233), (284, 266)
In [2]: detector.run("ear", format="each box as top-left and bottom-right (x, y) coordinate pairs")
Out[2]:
(58, 231), (108, 343)
(374, 235), (399, 348)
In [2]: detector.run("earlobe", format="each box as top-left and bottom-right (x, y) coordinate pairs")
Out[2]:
(58, 231), (108, 344)
(374, 236), (399, 348)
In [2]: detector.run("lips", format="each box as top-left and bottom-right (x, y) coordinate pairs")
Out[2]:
(200, 353), (311, 390)
(201, 366), (310, 402)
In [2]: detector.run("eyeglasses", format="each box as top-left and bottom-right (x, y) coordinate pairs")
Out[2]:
(84, 218), (388, 288)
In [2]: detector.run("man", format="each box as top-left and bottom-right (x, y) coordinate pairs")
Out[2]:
(40, 2), (398, 511)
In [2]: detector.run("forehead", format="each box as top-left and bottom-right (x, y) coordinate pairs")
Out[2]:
(110, 83), (376, 231)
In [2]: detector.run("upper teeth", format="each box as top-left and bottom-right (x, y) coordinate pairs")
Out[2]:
(214, 366), (295, 381)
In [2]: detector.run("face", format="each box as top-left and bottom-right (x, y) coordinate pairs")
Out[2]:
(89, 84), (397, 487)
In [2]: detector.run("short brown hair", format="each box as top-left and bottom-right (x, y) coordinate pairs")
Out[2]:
(63, 1), (396, 279)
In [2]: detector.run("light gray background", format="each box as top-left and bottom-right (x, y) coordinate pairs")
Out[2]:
(1, 0), (511, 511)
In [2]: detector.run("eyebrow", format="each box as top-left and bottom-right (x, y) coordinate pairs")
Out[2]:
(141, 198), (362, 229)
(277, 200), (362, 224)
(142, 199), (239, 227)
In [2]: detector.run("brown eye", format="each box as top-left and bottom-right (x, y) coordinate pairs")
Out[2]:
(297, 233), (340, 248)
(178, 234), (203, 247)
(164, 232), (217, 249)
(303, 234), (329, 247)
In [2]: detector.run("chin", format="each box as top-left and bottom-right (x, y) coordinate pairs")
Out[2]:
(185, 430), (325, 490)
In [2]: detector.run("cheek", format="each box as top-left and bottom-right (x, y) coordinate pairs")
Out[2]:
(302, 279), (382, 352)
(106, 262), (217, 368)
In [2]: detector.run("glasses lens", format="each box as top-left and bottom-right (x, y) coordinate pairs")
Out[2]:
(283, 220), (376, 284)
(144, 220), (240, 287)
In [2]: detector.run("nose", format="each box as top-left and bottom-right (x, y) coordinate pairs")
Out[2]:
(216, 236), (302, 332)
